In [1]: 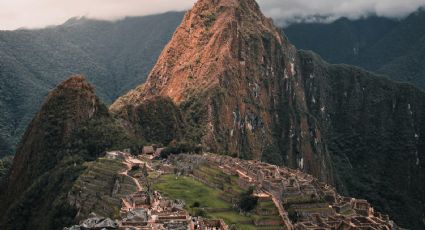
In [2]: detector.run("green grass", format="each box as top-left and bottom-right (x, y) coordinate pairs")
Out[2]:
(212, 212), (256, 230)
(153, 174), (230, 209)
(340, 209), (355, 216)
(251, 215), (282, 221)
(153, 174), (258, 229)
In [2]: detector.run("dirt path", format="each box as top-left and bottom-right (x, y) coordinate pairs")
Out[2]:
(120, 157), (144, 192)
(266, 191), (294, 230)
(121, 198), (132, 211)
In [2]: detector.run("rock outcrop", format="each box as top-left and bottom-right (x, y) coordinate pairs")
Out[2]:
(111, 0), (425, 228)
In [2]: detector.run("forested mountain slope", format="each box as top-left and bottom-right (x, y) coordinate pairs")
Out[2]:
(0, 12), (184, 156)
(284, 8), (425, 90)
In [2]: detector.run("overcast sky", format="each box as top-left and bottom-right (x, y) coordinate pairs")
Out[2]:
(1, 0), (424, 30)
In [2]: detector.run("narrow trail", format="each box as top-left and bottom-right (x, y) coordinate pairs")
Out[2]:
(266, 191), (293, 230)
(121, 198), (132, 211)
(120, 157), (144, 192)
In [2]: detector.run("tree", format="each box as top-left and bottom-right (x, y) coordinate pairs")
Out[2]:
(238, 187), (258, 212)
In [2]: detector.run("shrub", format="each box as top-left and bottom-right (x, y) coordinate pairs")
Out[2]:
(238, 187), (258, 212)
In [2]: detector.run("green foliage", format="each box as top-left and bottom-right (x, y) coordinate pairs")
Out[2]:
(285, 9), (425, 90)
(180, 93), (208, 144)
(0, 82), (139, 229)
(298, 51), (425, 230)
(194, 208), (208, 218)
(238, 187), (258, 212)
(133, 97), (183, 145)
(202, 12), (217, 28)
(191, 201), (201, 208)
(67, 116), (136, 161)
(1, 156), (86, 229)
(0, 12), (184, 155)
(0, 111), (136, 229)
(0, 155), (13, 183)
(287, 209), (300, 223)
(160, 142), (203, 159)
(261, 144), (283, 166)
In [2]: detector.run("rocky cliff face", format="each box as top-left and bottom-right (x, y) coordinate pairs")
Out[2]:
(0, 76), (134, 229)
(111, 0), (424, 228)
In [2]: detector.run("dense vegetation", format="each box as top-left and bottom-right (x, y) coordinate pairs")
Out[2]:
(285, 8), (425, 91)
(299, 51), (425, 229)
(0, 77), (138, 229)
(131, 97), (184, 145)
(238, 187), (258, 212)
(0, 12), (184, 157)
(0, 155), (13, 183)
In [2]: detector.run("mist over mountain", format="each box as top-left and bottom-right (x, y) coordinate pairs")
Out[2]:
(0, 11), (184, 157)
(284, 8), (425, 90)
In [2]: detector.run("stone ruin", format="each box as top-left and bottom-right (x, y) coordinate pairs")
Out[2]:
(168, 153), (400, 230)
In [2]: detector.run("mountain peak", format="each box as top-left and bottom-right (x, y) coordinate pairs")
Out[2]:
(4, 75), (101, 197)
(109, 0), (325, 179)
(111, 0), (289, 111)
(55, 75), (93, 91)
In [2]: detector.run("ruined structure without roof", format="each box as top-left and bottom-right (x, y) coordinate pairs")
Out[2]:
(66, 151), (400, 230)
(169, 153), (399, 230)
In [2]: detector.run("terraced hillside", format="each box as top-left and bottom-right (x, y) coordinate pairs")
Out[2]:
(68, 158), (138, 221)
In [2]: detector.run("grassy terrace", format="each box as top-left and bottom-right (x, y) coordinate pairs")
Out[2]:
(153, 174), (257, 230)
(153, 163), (284, 230)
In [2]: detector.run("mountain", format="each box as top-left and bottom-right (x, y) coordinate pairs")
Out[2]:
(0, 0), (423, 229)
(0, 74), (400, 229)
(0, 12), (184, 157)
(0, 76), (136, 229)
(284, 8), (425, 90)
(111, 0), (335, 183)
(111, 0), (425, 228)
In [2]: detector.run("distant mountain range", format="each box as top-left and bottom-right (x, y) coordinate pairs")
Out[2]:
(0, 12), (184, 156)
(284, 8), (425, 91)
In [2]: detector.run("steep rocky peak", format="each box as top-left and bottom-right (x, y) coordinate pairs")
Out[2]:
(110, 0), (290, 112)
(189, 0), (264, 26)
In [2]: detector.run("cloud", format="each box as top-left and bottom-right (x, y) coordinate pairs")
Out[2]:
(259, 0), (425, 25)
(0, 0), (196, 30)
(0, 0), (424, 30)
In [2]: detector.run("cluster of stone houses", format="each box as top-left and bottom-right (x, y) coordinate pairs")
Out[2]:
(169, 153), (399, 230)
(66, 151), (399, 230)
(119, 190), (192, 229)
(116, 152), (229, 230)
(66, 151), (229, 230)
